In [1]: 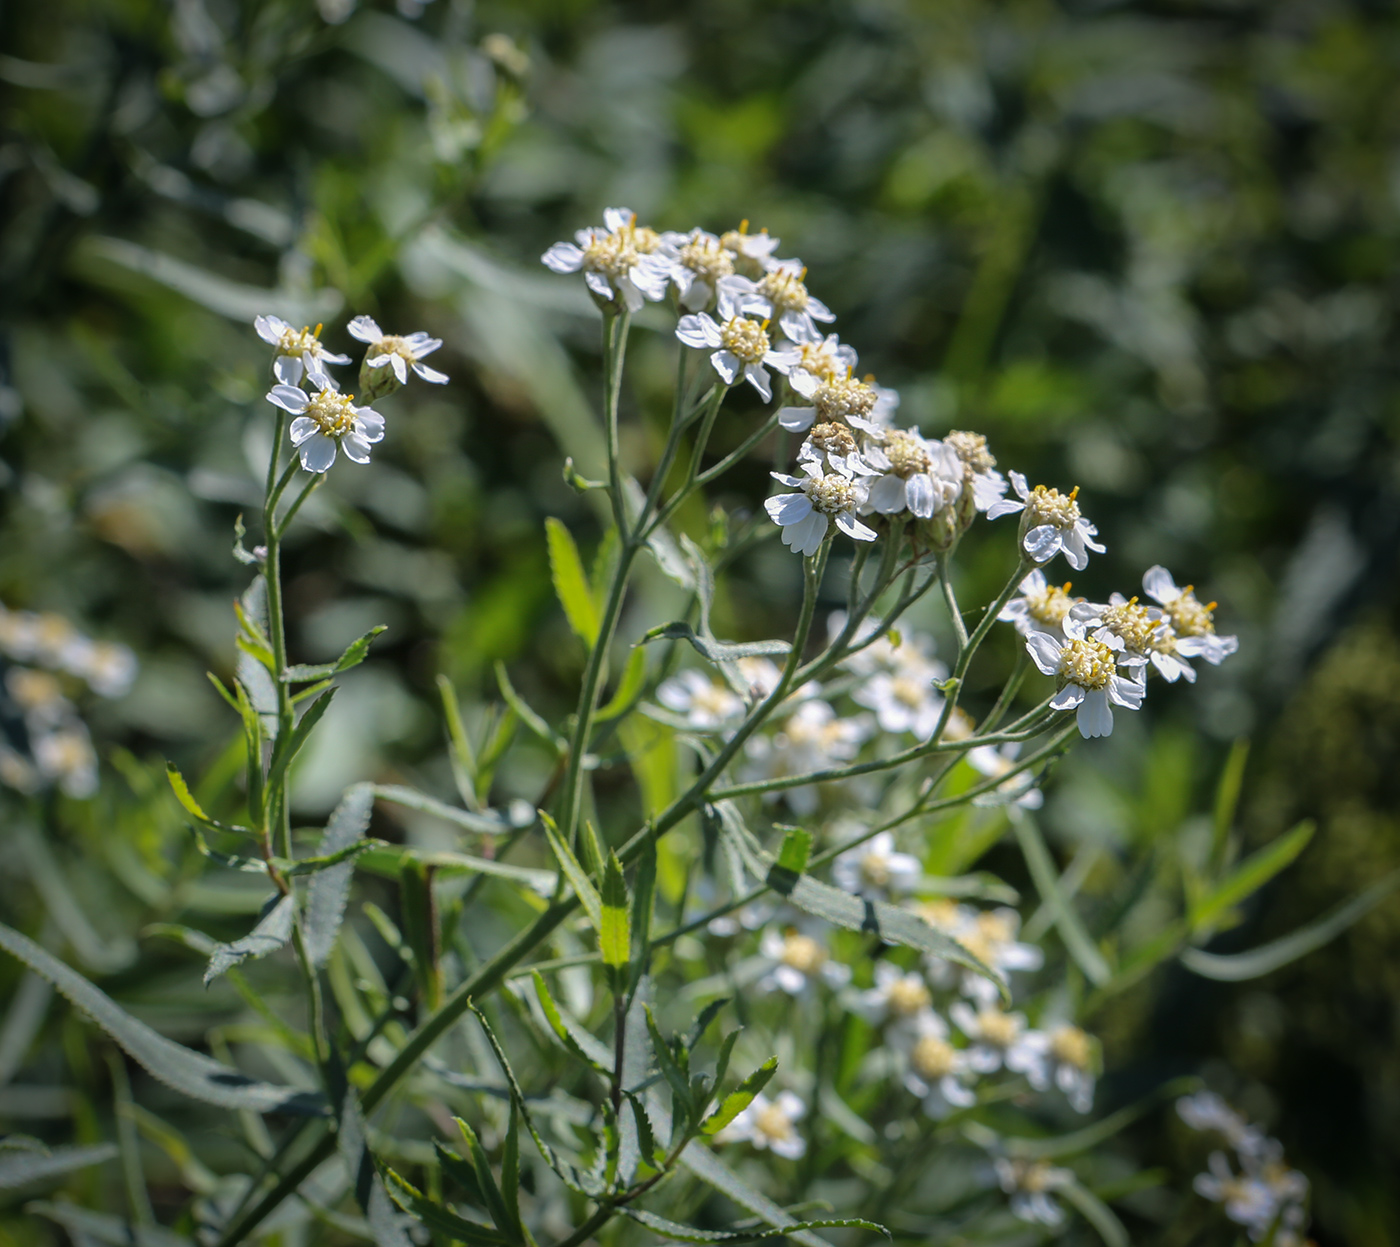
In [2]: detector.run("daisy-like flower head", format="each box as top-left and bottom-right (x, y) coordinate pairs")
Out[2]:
(900, 1011), (977, 1118)
(7, 668), (72, 729)
(347, 315), (448, 390)
(862, 429), (963, 520)
(1077, 592), (1199, 683)
(744, 698), (870, 815)
(789, 334), (858, 390)
(765, 460), (877, 556)
(998, 569), (1083, 641)
(662, 228), (735, 311)
(1142, 566), (1239, 665)
(266, 378), (386, 474)
(1025, 616), (1146, 739)
(655, 669), (744, 730)
(253, 315), (350, 387)
(541, 208), (671, 313)
(987, 471), (1106, 570)
(994, 1157), (1074, 1227)
(950, 1001), (1044, 1076)
(854, 960), (935, 1031)
(780, 369), (897, 434)
(1016, 1022), (1099, 1112)
(944, 907), (1044, 1004)
(966, 743), (1043, 809)
(1193, 1152), (1285, 1237)
(718, 219), (781, 278)
(723, 259), (835, 343)
(69, 639), (139, 698)
(943, 430), (1008, 512)
(676, 312), (796, 401)
(832, 831), (922, 900)
(714, 1090), (807, 1159)
(797, 421), (870, 478)
(850, 647), (949, 739)
(33, 723), (98, 799)
(756, 926), (852, 995)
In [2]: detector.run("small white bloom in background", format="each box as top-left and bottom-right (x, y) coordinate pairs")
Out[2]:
(945, 907), (1045, 1004)
(722, 259), (835, 343)
(950, 1001), (1045, 1076)
(994, 1157), (1074, 1227)
(987, 471), (1105, 570)
(797, 421), (875, 479)
(833, 830), (922, 900)
(33, 724), (98, 799)
(854, 960), (934, 1034)
(662, 228), (735, 311)
(719, 220), (782, 278)
(966, 743), (1043, 809)
(69, 639), (139, 698)
(1025, 616), (1146, 739)
(0, 608), (139, 699)
(7, 668), (73, 729)
(745, 699), (871, 815)
(253, 315), (350, 387)
(1192, 1152), (1290, 1238)
(756, 926), (851, 995)
(714, 1090), (807, 1160)
(862, 429), (963, 519)
(942, 430), (1008, 512)
(899, 1011), (978, 1118)
(655, 670), (744, 730)
(851, 645), (948, 739)
(1177, 1091), (1270, 1158)
(766, 461), (877, 556)
(780, 369), (897, 434)
(347, 316), (448, 385)
(267, 379), (385, 473)
(1016, 1023), (1099, 1112)
(1142, 566), (1239, 665)
(1076, 592), (1198, 682)
(541, 208), (671, 312)
(998, 569), (1083, 641)
(676, 312), (797, 401)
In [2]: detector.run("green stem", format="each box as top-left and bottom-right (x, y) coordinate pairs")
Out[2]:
(276, 473), (324, 538)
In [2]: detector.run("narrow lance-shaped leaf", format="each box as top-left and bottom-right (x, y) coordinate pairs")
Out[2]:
(701, 1056), (777, 1136)
(600, 851), (631, 986)
(0, 921), (324, 1114)
(455, 1116), (516, 1241)
(264, 687), (336, 803)
(545, 516), (600, 645)
(641, 621), (790, 665)
(204, 893), (297, 986)
(531, 971), (611, 1070)
(383, 1167), (511, 1247)
(166, 763), (248, 834)
(283, 625), (387, 683)
(437, 673), (481, 810)
(644, 1005), (694, 1130)
(1190, 820), (1314, 933)
(337, 1090), (414, 1247)
(0, 1143), (119, 1190)
(619, 1208), (889, 1245)
(305, 783), (376, 967)
(400, 858), (443, 1011)
(1011, 810), (1110, 987)
(539, 811), (602, 932)
(596, 647), (647, 725)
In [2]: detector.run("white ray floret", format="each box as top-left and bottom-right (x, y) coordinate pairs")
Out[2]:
(943, 430), (1008, 512)
(765, 460), (877, 556)
(899, 1011), (978, 1118)
(1013, 1022), (1099, 1112)
(1075, 592), (1198, 682)
(994, 1157), (1074, 1227)
(541, 208), (671, 312)
(780, 369), (898, 434)
(862, 429), (963, 519)
(1142, 565), (1239, 665)
(253, 315), (350, 386)
(987, 471), (1105, 570)
(966, 743), (1044, 809)
(676, 312), (798, 401)
(655, 670), (744, 730)
(755, 926), (851, 996)
(997, 569), (1083, 641)
(267, 379), (385, 473)
(660, 228), (735, 311)
(1024, 616), (1145, 739)
(347, 315), (448, 385)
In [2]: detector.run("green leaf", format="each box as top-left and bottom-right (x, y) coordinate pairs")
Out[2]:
(401, 858), (443, 1011)
(641, 622), (790, 665)
(384, 1167), (511, 1247)
(644, 1005), (694, 1127)
(539, 812), (603, 932)
(283, 626), (387, 682)
(1007, 1076), (1200, 1159)
(438, 673), (481, 810)
(1210, 737), (1250, 870)
(204, 894), (297, 985)
(1011, 810), (1110, 986)
(701, 1056), (777, 1135)
(1181, 869), (1400, 982)
(775, 827), (812, 875)
(358, 846), (556, 897)
(500, 1103), (523, 1243)
(305, 784), (377, 967)
(337, 1090), (414, 1247)
(620, 1208), (889, 1244)
(1060, 1180), (1129, 1247)
(495, 662), (564, 753)
(187, 825), (268, 874)
(28, 1201), (192, 1247)
(545, 517), (600, 645)
(0, 920), (323, 1114)
(600, 851), (632, 976)
(264, 688), (337, 802)
(455, 1117), (516, 1242)
(1190, 820), (1314, 933)
(597, 648), (648, 725)
(0, 1142), (118, 1189)
(628, 833), (658, 994)
(166, 763), (247, 834)
(531, 971), (611, 1069)
(370, 783), (518, 835)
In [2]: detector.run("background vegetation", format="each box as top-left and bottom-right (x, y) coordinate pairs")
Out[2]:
(2, 0), (1399, 1242)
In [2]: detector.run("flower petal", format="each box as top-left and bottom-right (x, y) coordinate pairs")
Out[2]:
(267, 385), (309, 414)
(541, 242), (585, 273)
(298, 433), (338, 474)
(347, 315), (382, 343)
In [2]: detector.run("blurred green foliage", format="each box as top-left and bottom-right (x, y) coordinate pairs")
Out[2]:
(2, 0), (1400, 1243)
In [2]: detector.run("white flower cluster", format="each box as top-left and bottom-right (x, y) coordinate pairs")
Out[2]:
(1178, 1091), (1311, 1245)
(0, 604), (137, 798)
(255, 313), (447, 473)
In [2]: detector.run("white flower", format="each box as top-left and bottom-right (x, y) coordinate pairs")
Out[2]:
(1024, 617), (1146, 739)
(266, 378), (385, 473)
(942, 907), (1044, 1005)
(744, 699), (871, 815)
(854, 960), (935, 1031)
(1142, 566), (1238, 665)
(832, 831), (922, 900)
(1015, 1023), (1099, 1113)
(347, 315), (448, 385)
(720, 259), (835, 343)
(714, 1090), (807, 1159)
(966, 743), (1043, 809)
(850, 647), (948, 739)
(541, 208), (670, 312)
(1193, 1152), (1285, 1236)
(829, 612), (920, 677)
(1176, 1092), (1273, 1163)
(253, 315), (349, 387)
(942, 430), (1008, 512)
(765, 461), (877, 556)
(899, 1011), (978, 1118)
(796, 421), (876, 479)
(788, 334), (858, 392)
(861, 429), (963, 520)
(780, 370), (897, 434)
(718, 221), (782, 277)
(950, 1001), (1045, 1076)
(69, 639), (139, 698)
(986, 471), (1105, 570)
(756, 927), (851, 995)
(676, 312), (797, 400)
(1076, 592), (1198, 683)
(997, 569), (1083, 641)
(33, 724), (98, 799)
(661, 228), (735, 311)
(994, 1157), (1073, 1227)
(6, 668), (73, 729)
(655, 670), (744, 730)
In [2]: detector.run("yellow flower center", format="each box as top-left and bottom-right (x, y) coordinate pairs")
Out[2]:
(975, 1008), (1019, 1048)
(720, 220), (773, 277)
(794, 341), (845, 382)
(371, 334), (419, 364)
(939, 708), (976, 742)
(806, 472), (858, 516)
(911, 1035), (957, 1079)
(633, 225), (662, 254)
(1167, 587), (1218, 637)
(1057, 637), (1116, 691)
(1019, 1161), (1059, 1193)
(719, 316), (771, 365)
(754, 1101), (795, 1142)
(1025, 484), (1082, 529)
(275, 323), (324, 358)
(859, 851), (892, 888)
(890, 674), (928, 709)
(1049, 1025), (1091, 1070)
(813, 373), (878, 423)
(304, 390), (359, 438)
(779, 933), (827, 975)
(1099, 598), (1167, 652)
(8, 669), (64, 709)
(945, 430), (996, 474)
(917, 899), (961, 930)
(885, 976), (932, 1017)
(756, 266), (810, 314)
(692, 681), (738, 718)
(808, 421), (856, 456)
(582, 228), (641, 281)
(678, 236), (734, 285)
(884, 431), (932, 479)
(1025, 581), (1077, 628)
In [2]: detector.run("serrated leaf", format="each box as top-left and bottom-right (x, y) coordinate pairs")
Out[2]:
(539, 812), (603, 932)
(501, 1103), (523, 1243)
(641, 622), (790, 665)
(601, 851), (631, 975)
(546, 517), (600, 645)
(204, 893), (297, 985)
(384, 1167), (511, 1246)
(305, 784), (376, 967)
(0, 921), (323, 1114)
(338, 1090), (414, 1247)
(1190, 820), (1314, 933)
(264, 688), (336, 801)
(283, 626), (388, 682)
(166, 763), (247, 834)
(455, 1117), (515, 1241)
(701, 1057), (777, 1135)
(187, 825), (268, 874)
(495, 662), (564, 753)
(532, 971), (610, 1069)
(775, 827), (812, 875)
(0, 1142), (118, 1189)
(644, 1005), (693, 1127)
(1181, 869), (1400, 982)
(620, 1208), (888, 1244)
